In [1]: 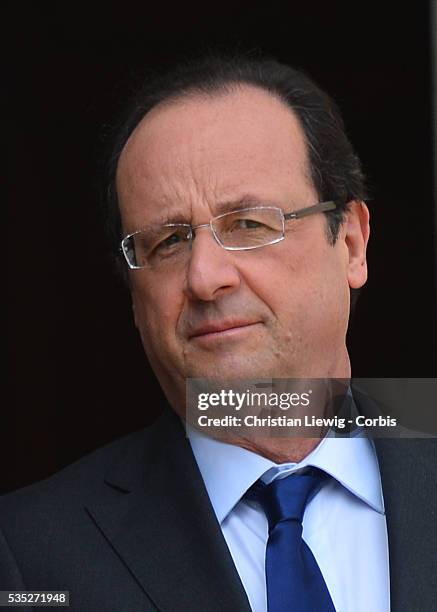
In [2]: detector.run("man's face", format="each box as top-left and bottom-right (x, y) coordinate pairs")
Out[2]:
(116, 86), (369, 409)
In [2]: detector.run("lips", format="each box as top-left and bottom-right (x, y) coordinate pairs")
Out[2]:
(188, 320), (261, 339)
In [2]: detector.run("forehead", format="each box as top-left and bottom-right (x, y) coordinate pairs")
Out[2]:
(116, 85), (315, 226)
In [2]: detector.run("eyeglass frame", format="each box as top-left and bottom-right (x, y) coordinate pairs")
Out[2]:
(120, 200), (337, 270)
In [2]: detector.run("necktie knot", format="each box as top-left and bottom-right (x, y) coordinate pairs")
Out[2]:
(248, 468), (329, 531)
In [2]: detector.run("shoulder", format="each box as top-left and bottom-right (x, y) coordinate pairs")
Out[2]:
(0, 410), (180, 530)
(0, 409), (190, 590)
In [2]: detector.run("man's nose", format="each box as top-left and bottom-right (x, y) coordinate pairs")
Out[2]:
(183, 227), (241, 301)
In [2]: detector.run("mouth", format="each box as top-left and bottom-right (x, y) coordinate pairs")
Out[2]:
(188, 320), (262, 341)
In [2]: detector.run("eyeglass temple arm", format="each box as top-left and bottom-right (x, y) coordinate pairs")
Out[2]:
(284, 200), (337, 220)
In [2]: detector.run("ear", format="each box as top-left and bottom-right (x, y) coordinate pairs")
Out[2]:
(344, 201), (370, 289)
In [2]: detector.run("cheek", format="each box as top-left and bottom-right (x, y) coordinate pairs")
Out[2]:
(244, 244), (348, 330)
(131, 277), (184, 351)
(298, 255), (350, 338)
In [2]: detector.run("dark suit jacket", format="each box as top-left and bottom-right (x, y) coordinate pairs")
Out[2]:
(1, 407), (436, 611)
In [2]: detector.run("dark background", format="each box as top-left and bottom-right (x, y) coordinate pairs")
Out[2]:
(5, 2), (436, 494)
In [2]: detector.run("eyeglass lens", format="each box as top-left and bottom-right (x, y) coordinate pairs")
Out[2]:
(124, 207), (284, 269)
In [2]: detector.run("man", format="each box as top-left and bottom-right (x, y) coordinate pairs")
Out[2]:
(1, 54), (436, 611)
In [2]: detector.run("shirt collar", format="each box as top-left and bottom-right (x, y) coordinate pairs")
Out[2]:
(187, 425), (384, 524)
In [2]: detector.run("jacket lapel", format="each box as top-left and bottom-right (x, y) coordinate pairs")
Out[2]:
(86, 409), (251, 612)
(354, 387), (437, 611)
(373, 437), (437, 612)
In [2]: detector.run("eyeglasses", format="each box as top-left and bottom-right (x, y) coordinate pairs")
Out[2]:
(120, 200), (337, 270)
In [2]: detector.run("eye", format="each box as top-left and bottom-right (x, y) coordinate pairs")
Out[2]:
(158, 232), (183, 249)
(235, 219), (265, 230)
(153, 227), (190, 255)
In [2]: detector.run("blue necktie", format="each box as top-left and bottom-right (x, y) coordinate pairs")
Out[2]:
(247, 468), (336, 612)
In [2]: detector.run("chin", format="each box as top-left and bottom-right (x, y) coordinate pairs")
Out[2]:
(184, 358), (277, 381)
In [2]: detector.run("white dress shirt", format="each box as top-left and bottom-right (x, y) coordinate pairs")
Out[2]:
(187, 426), (390, 612)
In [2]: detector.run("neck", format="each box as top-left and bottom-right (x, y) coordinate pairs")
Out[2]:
(210, 357), (352, 464)
(177, 355), (352, 465)
(231, 436), (324, 464)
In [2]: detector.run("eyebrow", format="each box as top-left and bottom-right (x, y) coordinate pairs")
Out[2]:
(146, 193), (271, 229)
(213, 194), (269, 216)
